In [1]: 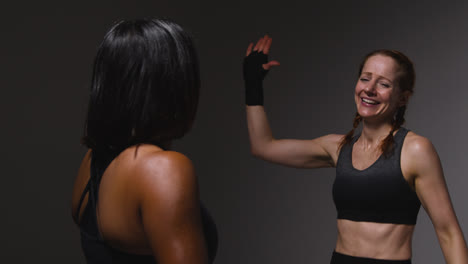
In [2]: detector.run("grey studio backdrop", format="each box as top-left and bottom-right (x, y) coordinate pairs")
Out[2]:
(2, 0), (467, 263)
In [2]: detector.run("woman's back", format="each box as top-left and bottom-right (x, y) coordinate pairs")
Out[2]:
(72, 145), (218, 263)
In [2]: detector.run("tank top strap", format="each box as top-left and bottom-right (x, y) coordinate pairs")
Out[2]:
(77, 148), (122, 239)
(351, 133), (361, 146)
(76, 179), (91, 218)
(392, 127), (410, 159)
(89, 148), (123, 199)
(336, 132), (360, 169)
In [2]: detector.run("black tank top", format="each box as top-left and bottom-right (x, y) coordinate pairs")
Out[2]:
(76, 149), (218, 263)
(333, 127), (421, 225)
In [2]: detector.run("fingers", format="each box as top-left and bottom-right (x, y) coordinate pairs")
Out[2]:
(262, 60), (280, 70)
(254, 35), (272, 54)
(245, 43), (253, 56)
(253, 36), (266, 51)
(246, 34), (275, 56)
(257, 36), (268, 52)
(262, 37), (272, 54)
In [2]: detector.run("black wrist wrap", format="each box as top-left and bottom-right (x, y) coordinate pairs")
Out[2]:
(243, 51), (269, 106)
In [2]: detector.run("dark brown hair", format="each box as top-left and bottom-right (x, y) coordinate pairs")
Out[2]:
(340, 50), (415, 157)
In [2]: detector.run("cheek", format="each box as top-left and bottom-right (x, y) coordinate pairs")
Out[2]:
(354, 83), (363, 101)
(354, 88), (361, 106)
(354, 83), (361, 95)
(381, 90), (399, 105)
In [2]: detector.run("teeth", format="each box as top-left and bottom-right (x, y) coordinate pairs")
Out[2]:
(362, 98), (379, 105)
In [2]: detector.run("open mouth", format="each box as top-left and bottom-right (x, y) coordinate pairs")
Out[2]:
(361, 97), (380, 105)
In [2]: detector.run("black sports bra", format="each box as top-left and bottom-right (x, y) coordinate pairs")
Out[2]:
(332, 128), (421, 225)
(76, 149), (218, 263)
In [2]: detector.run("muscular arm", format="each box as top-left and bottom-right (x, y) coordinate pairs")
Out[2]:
(403, 135), (468, 264)
(247, 105), (342, 168)
(135, 151), (209, 264)
(244, 36), (342, 169)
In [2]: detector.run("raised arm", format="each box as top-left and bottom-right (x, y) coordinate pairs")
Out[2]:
(135, 151), (209, 264)
(402, 134), (468, 264)
(243, 35), (342, 168)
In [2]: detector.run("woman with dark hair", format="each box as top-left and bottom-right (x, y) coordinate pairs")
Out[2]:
(71, 19), (217, 264)
(243, 35), (468, 263)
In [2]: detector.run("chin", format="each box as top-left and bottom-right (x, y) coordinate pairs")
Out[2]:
(357, 108), (377, 118)
(357, 108), (381, 120)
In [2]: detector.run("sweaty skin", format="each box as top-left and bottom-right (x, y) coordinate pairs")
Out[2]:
(72, 145), (210, 263)
(244, 35), (468, 262)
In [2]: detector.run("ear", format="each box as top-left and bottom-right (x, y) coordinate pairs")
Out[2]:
(398, 90), (411, 107)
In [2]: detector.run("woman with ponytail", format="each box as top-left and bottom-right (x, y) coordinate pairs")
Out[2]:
(243, 36), (468, 263)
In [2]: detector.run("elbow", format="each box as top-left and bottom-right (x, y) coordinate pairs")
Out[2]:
(250, 146), (261, 158)
(250, 145), (265, 159)
(250, 138), (275, 159)
(437, 225), (465, 247)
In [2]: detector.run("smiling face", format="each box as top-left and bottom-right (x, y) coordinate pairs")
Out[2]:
(355, 54), (405, 124)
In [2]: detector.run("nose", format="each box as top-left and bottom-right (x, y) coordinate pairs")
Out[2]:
(363, 81), (377, 95)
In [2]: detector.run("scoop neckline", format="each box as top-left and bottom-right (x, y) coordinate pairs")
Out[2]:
(349, 128), (402, 172)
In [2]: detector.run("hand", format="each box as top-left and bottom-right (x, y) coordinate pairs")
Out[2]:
(243, 35), (280, 106)
(245, 35), (280, 70)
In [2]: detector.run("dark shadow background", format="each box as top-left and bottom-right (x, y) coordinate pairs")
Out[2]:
(2, 0), (467, 263)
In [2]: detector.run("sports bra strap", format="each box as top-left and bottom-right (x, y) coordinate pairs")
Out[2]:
(76, 179), (92, 220)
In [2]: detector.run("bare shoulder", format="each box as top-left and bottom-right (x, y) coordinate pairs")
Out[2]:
(315, 133), (345, 151)
(316, 134), (345, 167)
(321, 133), (345, 147)
(121, 145), (195, 181)
(317, 133), (345, 143)
(403, 131), (437, 157)
(402, 131), (441, 178)
(119, 145), (197, 203)
(130, 147), (207, 263)
(138, 150), (195, 185)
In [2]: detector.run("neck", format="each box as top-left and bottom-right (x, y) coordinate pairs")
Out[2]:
(360, 120), (394, 144)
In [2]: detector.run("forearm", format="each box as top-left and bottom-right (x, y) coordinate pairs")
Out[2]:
(246, 105), (275, 156)
(438, 229), (468, 264)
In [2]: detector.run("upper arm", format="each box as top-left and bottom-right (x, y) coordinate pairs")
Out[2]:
(402, 135), (461, 234)
(135, 151), (208, 264)
(255, 134), (344, 169)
